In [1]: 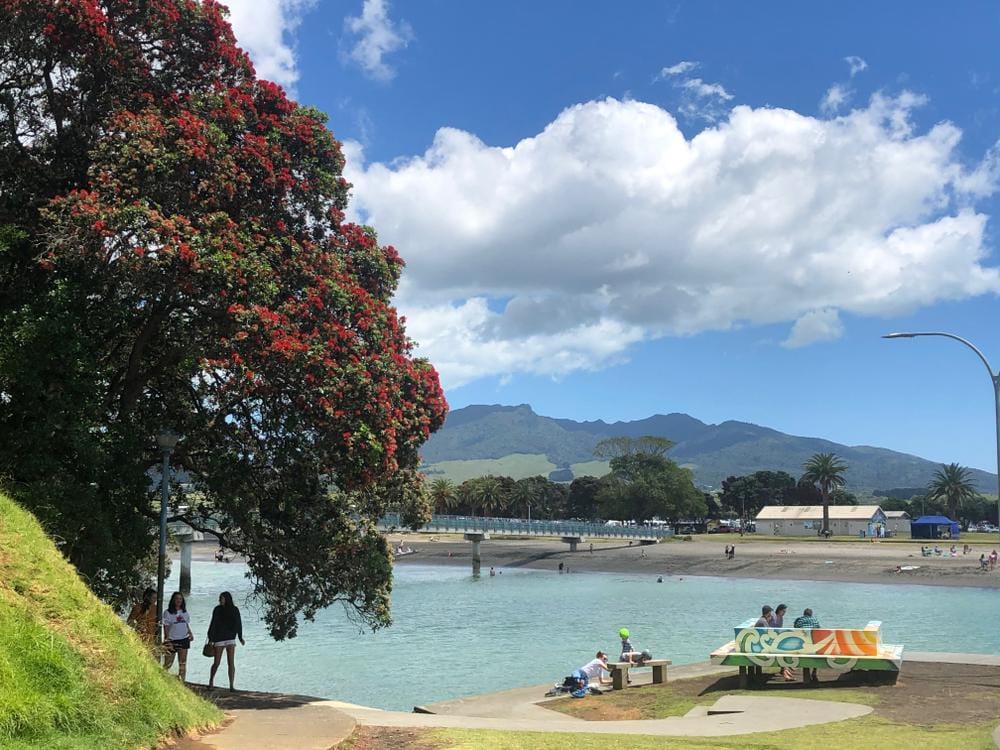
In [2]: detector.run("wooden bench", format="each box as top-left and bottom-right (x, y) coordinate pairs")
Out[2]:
(710, 619), (903, 688)
(608, 659), (671, 690)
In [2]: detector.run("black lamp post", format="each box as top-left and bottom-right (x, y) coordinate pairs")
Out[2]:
(883, 331), (1000, 537)
(154, 429), (180, 650)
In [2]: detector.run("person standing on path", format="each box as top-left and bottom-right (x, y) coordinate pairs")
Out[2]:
(207, 591), (245, 691)
(126, 587), (157, 649)
(162, 591), (194, 681)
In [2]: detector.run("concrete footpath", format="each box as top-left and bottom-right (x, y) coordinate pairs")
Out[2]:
(322, 661), (870, 738)
(171, 689), (355, 750)
(177, 654), (1000, 748)
(324, 694), (871, 737)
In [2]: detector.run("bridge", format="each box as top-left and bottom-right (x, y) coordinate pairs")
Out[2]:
(379, 513), (673, 575)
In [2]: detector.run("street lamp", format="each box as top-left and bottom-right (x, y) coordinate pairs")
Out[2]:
(882, 332), (1000, 536)
(154, 429), (180, 650)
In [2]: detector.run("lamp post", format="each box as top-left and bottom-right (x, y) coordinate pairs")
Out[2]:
(154, 429), (180, 650)
(882, 332), (1000, 537)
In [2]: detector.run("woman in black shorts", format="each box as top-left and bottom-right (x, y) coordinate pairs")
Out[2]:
(161, 591), (194, 681)
(207, 591), (245, 691)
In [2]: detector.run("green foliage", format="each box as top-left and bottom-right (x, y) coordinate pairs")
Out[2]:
(720, 470), (797, 518)
(0, 494), (219, 750)
(597, 453), (706, 522)
(428, 478), (458, 513)
(567, 476), (603, 520)
(0, 0), (446, 638)
(593, 435), (674, 460)
(927, 463), (980, 522)
(801, 453), (849, 534)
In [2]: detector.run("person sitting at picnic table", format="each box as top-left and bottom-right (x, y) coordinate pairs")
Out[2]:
(793, 608), (821, 683)
(754, 605), (773, 627)
(768, 604), (794, 681)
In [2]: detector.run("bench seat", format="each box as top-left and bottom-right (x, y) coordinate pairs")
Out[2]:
(607, 659), (671, 690)
(709, 619), (903, 687)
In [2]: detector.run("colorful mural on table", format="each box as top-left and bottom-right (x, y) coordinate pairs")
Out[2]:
(710, 620), (903, 672)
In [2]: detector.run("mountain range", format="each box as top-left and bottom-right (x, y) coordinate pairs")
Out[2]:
(420, 404), (998, 493)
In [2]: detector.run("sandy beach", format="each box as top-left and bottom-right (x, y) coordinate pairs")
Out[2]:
(186, 534), (1000, 589)
(389, 534), (1000, 589)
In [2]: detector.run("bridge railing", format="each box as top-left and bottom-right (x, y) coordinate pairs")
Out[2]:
(378, 513), (673, 540)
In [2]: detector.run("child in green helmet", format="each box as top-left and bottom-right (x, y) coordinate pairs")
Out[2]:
(619, 627), (652, 665)
(619, 627), (638, 664)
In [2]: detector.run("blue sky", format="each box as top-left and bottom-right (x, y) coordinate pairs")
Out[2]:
(225, 1), (1000, 474)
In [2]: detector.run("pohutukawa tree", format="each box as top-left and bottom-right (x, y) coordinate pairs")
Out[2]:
(0, 0), (447, 638)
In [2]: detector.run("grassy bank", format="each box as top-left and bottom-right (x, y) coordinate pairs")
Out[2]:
(0, 493), (220, 750)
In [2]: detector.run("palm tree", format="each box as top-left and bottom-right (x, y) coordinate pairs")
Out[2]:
(428, 478), (457, 514)
(801, 453), (848, 536)
(474, 476), (505, 518)
(927, 463), (979, 523)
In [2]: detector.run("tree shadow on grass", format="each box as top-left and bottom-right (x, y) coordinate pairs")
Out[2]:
(695, 670), (898, 697)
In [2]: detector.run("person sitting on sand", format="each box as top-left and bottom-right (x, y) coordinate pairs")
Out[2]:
(933, 545), (943, 556)
(950, 544), (958, 557)
(980, 554), (988, 571)
(990, 549), (998, 570)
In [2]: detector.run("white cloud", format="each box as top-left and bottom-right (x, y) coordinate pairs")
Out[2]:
(343, 0), (413, 82)
(654, 62), (733, 122)
(681, 78), (733, 100)
(782, 309), (845, 348)
(658, 61), (698, 78)
(344, 94), (1000, 388)
(821, 83), (851, 114)
(401, 298), (645, 387)
(224, 0), (316, 92)
(845, 55), (868, 77)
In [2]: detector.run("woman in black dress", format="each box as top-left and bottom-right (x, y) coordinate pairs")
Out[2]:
(207, 591), (245, 690)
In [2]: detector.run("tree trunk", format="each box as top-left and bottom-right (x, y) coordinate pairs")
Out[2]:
(821, 485), (830, 535)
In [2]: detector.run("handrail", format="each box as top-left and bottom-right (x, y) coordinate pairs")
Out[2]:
(377, 513), (673, 539)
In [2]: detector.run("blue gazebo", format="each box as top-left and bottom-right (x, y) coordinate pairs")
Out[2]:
(910, 515), (961, 540)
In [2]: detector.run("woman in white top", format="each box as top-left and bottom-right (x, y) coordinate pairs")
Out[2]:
(162, 591), (194, 681)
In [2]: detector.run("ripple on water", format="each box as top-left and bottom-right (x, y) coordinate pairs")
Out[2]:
(163, 562), (1000, 711)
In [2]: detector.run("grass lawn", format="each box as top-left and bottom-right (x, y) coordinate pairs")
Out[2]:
(0, 494), (221, 750)
(418, 719), (996, 749)
(569, 460), (611, 479)
(348, 662), (1000, 750)
(421, 454), (557, 483)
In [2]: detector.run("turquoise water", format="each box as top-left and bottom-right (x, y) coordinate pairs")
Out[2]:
(165, 562), (1000, 711)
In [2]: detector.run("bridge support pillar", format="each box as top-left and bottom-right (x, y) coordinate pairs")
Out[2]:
(464, 533), (489, 577)
(179, 534), (194, 595)
(561, 536), (582, 553)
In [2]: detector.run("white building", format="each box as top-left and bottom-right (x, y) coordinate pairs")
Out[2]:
(755, 505), (888, 537)
(883, 510), (911, 537)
